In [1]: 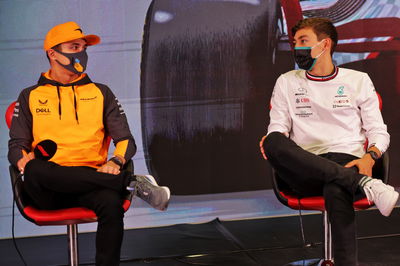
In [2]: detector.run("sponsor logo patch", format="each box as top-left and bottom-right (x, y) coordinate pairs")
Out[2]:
(36, 108), (51, 115)
(80, 96), (97, 101)
(39, 99), (48, 105)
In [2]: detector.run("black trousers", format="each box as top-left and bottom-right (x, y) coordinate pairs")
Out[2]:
(24, 159), (132, 266)
(264, 132), (365, 266)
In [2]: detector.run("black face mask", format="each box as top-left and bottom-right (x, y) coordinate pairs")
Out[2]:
(293, 47), (316, 71)
(54, 49), (88, 74)
(293, 40), (326, 71)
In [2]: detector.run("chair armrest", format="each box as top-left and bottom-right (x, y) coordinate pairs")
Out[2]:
(9, 165), (36, 223)
(271, 168), (290, 207)
(122, 159), (134, 203)
(372, 150), (389, 184)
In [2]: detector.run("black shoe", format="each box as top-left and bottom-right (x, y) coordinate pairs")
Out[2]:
(127, 175), (170, 211)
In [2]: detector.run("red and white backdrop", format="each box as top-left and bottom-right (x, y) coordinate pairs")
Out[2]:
(141, 0), (400, 194)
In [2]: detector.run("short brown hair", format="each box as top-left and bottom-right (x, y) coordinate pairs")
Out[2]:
(292, 17), (338, 55)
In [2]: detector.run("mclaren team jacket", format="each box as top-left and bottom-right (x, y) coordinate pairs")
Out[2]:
(8, 71), (136, 168)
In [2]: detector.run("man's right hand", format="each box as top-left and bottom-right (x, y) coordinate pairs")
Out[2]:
(17, 151), (35, 174)
(259, 132), (289, 160)
(97, 160), (121, 175)
(259, 135), (268, 160)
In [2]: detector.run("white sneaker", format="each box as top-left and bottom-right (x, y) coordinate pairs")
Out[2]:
(363, 179), (399, 217)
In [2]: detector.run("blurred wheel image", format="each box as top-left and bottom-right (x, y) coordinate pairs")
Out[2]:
(140, 0), (288, 194)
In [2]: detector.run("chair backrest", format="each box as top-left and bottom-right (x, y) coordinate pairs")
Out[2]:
(5, 101), (34, 220)
(5, 101), (16, 129)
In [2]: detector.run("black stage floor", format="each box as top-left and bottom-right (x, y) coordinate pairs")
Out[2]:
(1, 208), (400, 266)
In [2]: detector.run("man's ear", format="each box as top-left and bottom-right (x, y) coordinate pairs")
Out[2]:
(324, 38), (333, 52)
(47, 49), (56, 60)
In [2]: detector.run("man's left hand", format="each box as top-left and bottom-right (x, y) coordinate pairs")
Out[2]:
(344, 156), (375, 176)
(97, 161), (120, 175)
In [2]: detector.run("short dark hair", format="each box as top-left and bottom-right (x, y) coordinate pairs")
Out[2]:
(292, 17), (338, 55)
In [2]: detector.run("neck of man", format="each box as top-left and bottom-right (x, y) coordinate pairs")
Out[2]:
(307, 54), (335, 77)
(49, 66), (80, 84)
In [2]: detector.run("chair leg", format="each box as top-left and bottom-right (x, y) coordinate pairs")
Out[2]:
(322, 211), (334, 265)
(67, 224), (79, 266)
(283, 211), (334, 266)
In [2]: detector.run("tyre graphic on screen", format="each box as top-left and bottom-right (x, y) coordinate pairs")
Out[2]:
(140, 0), (289, 194)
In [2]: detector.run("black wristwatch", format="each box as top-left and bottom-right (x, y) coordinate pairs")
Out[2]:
(367, 150), (379, 161)
(109, 156), (124, 168)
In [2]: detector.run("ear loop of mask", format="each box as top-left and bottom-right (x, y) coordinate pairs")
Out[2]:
(305, 39), (326, 70)
(312, 39), (326, 59)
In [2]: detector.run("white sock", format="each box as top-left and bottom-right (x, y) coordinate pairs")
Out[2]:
(359, 176), (373, 188)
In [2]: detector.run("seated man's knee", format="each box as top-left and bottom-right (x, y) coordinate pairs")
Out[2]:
(264, 132), (287, 157)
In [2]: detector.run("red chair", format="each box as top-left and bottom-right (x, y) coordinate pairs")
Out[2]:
(6, 101), (133, 266)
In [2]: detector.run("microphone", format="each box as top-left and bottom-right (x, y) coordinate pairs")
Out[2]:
(34, 140), (57, 161)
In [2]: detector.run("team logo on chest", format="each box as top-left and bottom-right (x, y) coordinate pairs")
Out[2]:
(333, 85), (351, 108)
(337, 86), (344, 95)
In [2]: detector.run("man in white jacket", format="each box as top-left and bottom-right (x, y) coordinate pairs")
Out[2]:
(260, 17), (398, 266)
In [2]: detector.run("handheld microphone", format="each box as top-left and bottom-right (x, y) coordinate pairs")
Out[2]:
(34, 139), (57, 161)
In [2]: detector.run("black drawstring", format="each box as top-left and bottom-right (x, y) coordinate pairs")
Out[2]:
(56, 85), (61, 120)
(56, 85), (79, 124)
(71, 85), (79, 124)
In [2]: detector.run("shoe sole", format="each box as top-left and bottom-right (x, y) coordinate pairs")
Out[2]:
(379, 190), (399, 217)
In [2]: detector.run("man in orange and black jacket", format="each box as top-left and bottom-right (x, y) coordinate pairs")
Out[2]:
(8, 21), (170, 266)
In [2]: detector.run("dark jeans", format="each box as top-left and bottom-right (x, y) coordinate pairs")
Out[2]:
(264, 132), (365, 266)
(24, 159), (132, 266)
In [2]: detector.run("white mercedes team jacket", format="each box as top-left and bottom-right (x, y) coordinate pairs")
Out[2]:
(267, 67), (389, 158)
